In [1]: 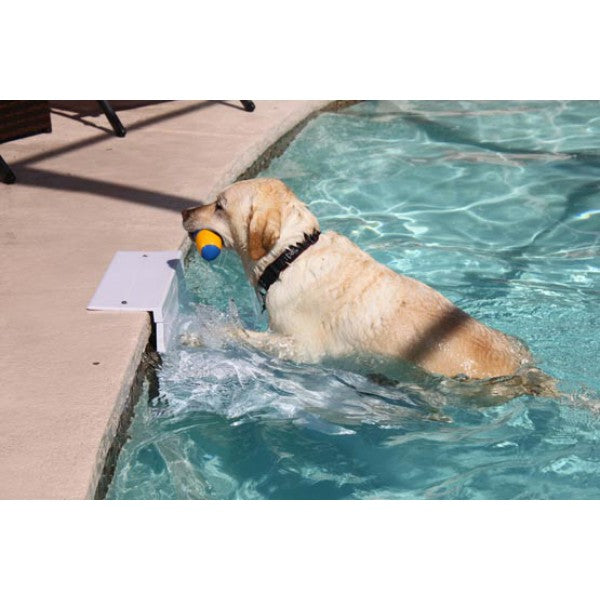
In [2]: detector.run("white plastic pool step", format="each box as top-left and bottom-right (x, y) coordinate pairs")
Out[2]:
(87, 251), (183, 352)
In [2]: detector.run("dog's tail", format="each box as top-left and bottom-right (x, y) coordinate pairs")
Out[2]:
(438, 364), (560, 404)
(511, 365), (560, 397)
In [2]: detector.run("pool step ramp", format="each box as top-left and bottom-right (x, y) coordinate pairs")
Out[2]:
(87, 251), (182, 352)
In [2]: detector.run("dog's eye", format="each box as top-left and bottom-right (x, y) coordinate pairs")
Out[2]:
(215, 199), (224, 211)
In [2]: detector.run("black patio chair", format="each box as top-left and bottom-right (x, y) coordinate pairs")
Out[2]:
(0, 153), (16, 184)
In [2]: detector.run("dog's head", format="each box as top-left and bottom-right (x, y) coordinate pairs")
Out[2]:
(182, 178), (319, 271)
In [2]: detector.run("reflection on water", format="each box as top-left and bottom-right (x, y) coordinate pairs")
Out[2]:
(108, 101), (600, 500)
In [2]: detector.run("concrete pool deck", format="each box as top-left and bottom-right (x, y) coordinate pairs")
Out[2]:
(0, 100), (329, 499)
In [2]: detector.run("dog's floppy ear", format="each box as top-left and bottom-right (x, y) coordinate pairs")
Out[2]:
(248, 204), (281, 261)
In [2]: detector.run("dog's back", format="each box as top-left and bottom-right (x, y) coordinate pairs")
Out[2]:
(268, 231), (533, 380)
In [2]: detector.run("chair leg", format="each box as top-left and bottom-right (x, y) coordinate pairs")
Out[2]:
(97, 101), (127, 137)
(240, 100), (256, 112)
(0, 154), (16, 184)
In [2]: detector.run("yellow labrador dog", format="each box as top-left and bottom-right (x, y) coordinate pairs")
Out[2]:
(182, 178), (548, 389)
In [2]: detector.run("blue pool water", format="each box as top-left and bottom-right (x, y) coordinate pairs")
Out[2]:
(107, 101), (600, 499)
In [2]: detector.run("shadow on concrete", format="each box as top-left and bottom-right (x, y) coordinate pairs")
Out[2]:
(217, 101), (254, 112)
(15, 165), (202, 212)
(50, 101), (176, 135)
(50, 101), (170, 116)
(50, 108), (114, 135)
(8, 101), (264, 214)
(14, 101), (222, 168)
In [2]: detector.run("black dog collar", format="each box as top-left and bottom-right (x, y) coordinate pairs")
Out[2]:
(257, 230), (321, 310)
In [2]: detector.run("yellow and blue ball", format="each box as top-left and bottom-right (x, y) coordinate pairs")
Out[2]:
(194, 229), (223, 261)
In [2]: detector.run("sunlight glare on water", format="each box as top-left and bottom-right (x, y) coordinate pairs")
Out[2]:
(107, 101), (600, 500)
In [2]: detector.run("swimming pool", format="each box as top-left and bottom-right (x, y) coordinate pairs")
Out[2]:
(107, 100), (600, 499)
